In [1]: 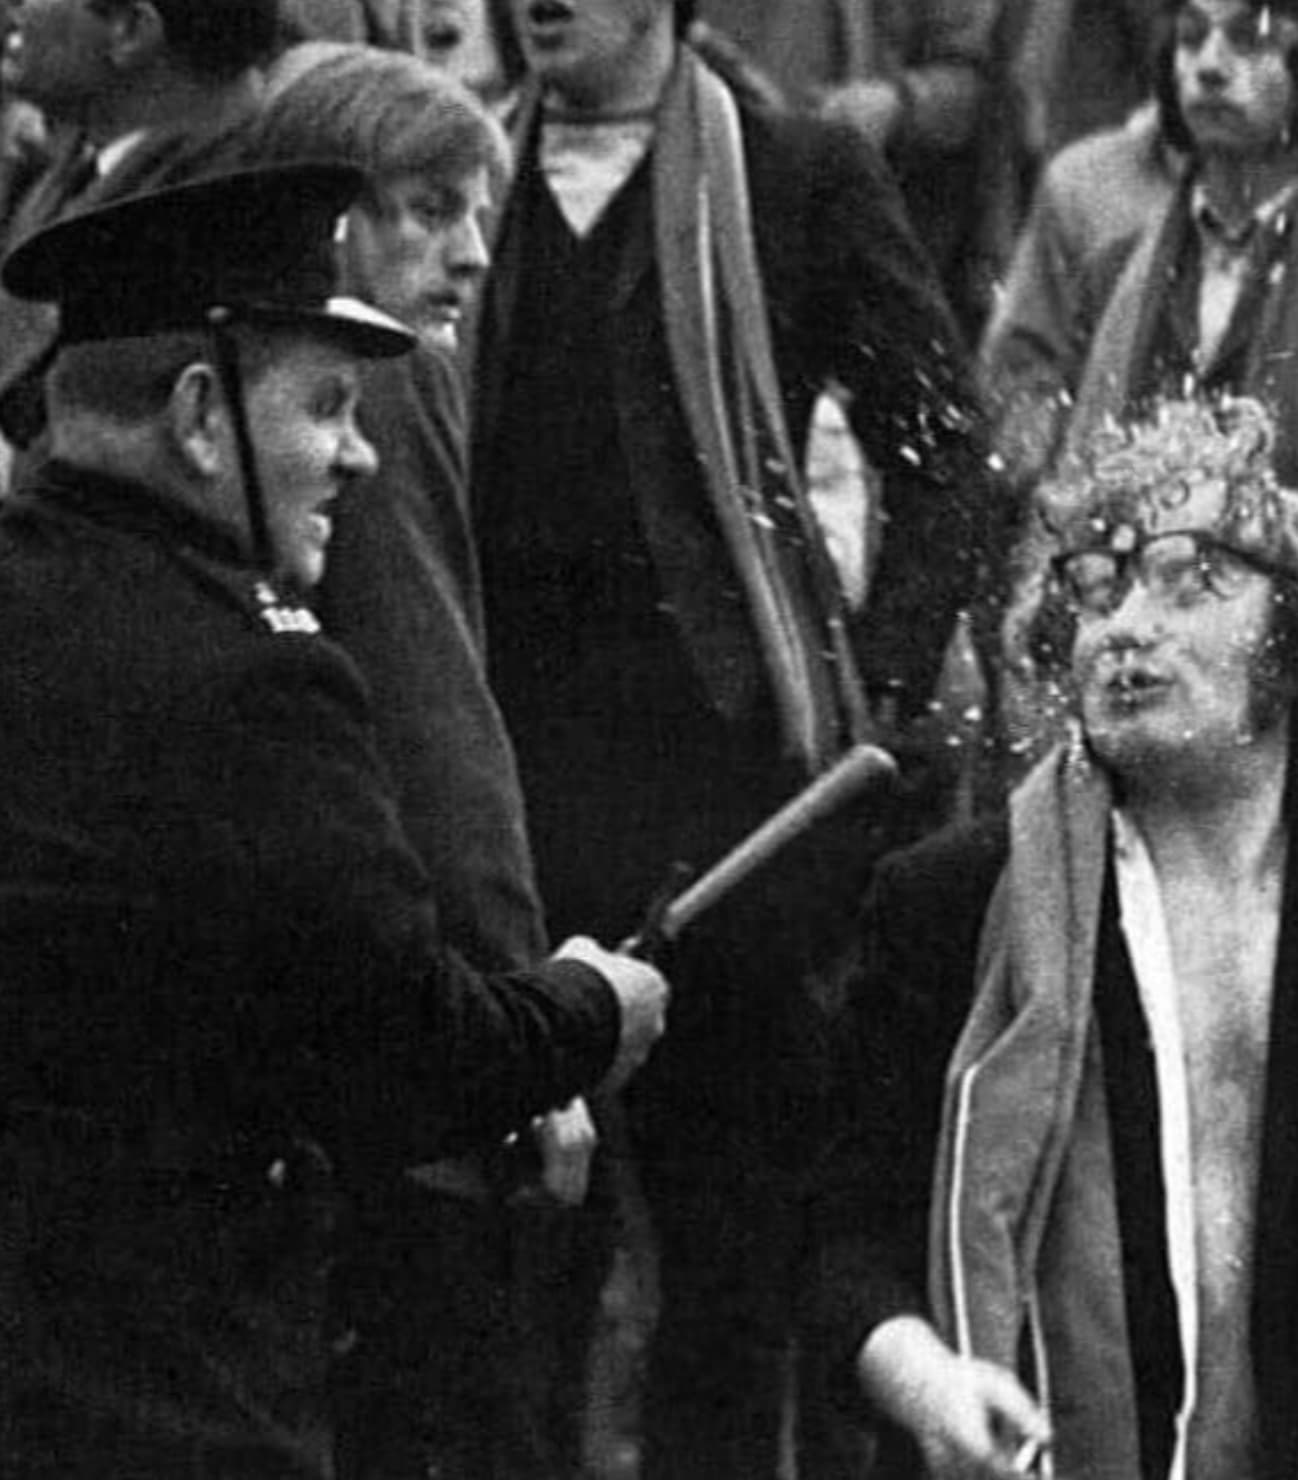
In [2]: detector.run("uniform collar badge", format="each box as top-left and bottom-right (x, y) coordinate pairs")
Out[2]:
(253, 580), (321, 636)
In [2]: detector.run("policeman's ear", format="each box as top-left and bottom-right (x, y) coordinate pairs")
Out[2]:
(168, 361), (230, 479)
(103, 1), (167, 73)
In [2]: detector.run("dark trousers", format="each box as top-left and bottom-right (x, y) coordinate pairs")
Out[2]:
(333, 1187), (542, 1480)
(637, 1147), (803, 1480)
(333, 1179), (621, 1480)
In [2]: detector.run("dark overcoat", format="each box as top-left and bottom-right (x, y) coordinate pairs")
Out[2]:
(318, 346), (547, 975)
(0, 461), (618, 1478)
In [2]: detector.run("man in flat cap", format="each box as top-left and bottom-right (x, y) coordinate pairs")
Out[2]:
(808, 396), (1298, 1480)
(0, 161), (668, 1480)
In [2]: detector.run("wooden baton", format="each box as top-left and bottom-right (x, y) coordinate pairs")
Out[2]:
(627, 740), (898, 956)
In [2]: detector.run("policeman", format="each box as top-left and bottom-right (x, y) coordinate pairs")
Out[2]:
(0, 163), (668, 1479)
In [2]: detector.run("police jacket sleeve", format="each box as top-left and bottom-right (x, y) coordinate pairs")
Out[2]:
(153, 636), (619, 1173)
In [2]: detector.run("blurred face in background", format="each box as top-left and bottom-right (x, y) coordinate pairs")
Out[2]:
(344, 166), (492, 352)
(1174, 0), (1298, 155)
(509, 0), (670, 111)
(419, 0), (506, 100)
(2, 0), (116, 118)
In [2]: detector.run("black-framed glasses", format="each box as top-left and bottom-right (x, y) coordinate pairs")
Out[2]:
(1052, 529), (1283, 617)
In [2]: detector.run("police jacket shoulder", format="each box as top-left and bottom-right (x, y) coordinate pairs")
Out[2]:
(2, 459), (340, 681)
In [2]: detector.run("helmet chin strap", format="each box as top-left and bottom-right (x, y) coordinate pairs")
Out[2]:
(207, 306), (275, 574)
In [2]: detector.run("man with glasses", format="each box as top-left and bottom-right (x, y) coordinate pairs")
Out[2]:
(804, 395), (1298, 1479)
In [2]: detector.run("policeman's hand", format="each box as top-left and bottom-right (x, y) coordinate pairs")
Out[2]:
(531, 1096), (597, 1207)
(856, 1316), (1051, 1479)
(553, 936), (669, 1091)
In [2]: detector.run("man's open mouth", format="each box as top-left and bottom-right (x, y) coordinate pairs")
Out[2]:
(1105, 665), (1170, 703)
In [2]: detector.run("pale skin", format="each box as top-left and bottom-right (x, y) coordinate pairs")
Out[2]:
(860, 524), (1289, 1479)
(1126, 782), (1277, 1480)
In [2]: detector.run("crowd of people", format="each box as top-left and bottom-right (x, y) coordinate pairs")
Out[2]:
(0, 1), (1295, 1478)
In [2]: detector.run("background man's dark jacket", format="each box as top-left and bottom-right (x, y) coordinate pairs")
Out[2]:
(473, 88), (1002, 726)
(319, 345), (547, 974)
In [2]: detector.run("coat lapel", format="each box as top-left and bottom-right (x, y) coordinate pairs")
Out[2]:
(1252, 747), (1298, 1474)
(1203, 207), (1294, 379)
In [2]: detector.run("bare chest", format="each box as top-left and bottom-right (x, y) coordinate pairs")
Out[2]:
(1161, 873), (1277, 1477)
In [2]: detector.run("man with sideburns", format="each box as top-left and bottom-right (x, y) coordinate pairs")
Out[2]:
(809, 396), (1298, 1480)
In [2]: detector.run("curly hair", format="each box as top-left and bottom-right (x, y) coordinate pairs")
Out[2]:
(1004, 397), (1298, 746)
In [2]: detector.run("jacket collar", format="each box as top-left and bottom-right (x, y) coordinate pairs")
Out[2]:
(18, 458), (251, 570)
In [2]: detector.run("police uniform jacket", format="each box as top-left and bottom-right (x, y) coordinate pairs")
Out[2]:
(0, 460), (619, 1477)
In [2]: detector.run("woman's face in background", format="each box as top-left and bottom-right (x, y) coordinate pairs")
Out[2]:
(418, 0), (508, 100)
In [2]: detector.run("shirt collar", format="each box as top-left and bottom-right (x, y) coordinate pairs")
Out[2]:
(1192, 176), (1298, 250)
(94, 129), (147, 179)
